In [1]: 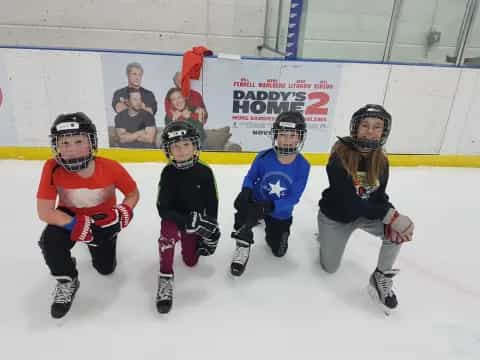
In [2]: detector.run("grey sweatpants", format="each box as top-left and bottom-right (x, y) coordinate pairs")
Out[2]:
(317, 210), (401, 273)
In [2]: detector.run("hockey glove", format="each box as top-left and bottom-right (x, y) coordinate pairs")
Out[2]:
(65, 215), (94, 244)
(92, 204), (133, 237)
(231, 224), (254, 244)
(198, 228), (220, 256)
(185, 212), (219, 239)
(93, 204), (133, 230)
(234, 187), (254, 211)
(383, 208), (414, 244)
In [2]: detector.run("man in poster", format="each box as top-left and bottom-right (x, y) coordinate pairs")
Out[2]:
(112, 62), (158, 116)
(114, 89), (157, 149)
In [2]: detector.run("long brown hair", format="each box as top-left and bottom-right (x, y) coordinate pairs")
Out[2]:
(331, 140), (388, 185)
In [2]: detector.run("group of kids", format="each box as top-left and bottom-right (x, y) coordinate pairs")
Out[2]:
(36, 105), (414, 318)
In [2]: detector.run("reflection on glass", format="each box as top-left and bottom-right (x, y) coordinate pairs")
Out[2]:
(299, 0), (395, 61)
(265, 0), (281, 50)
(462, 2), (480, 66)
(277, 0), (292, 53)
(390, 0), (470, 65)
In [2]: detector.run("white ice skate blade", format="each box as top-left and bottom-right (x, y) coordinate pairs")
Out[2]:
(53, 315), (69, 326)
(367, 284), (395, 317)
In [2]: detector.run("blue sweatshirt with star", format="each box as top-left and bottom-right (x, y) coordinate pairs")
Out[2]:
(242, 148), (310, 220)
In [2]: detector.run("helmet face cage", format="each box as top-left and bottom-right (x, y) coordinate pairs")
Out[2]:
(271, 127), (306, 155)
(350, 104), (391, 151)
(162, 125), (201, 170)
(50, 113), (98, 172)
(52, 132), (97, 172)
(271, 112), (307, 156)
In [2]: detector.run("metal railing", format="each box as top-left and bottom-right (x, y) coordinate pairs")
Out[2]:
(261, 0), (479, 66)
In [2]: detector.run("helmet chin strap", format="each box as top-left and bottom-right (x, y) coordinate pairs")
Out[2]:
(354, 137), (381, 152)
(274, 145), (298, 156)
(57, 154), (92, 172)
(337, 136), (380, 153)
(172, 157), (195, 169)
(170, 151), (199, 170)
(272, 134), (305, 156)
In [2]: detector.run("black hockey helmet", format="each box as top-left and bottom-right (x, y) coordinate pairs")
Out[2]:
(350, 104), (391, 151)
(50, 112), (97, 172)
(271, 111), (307, 155)
(161, 121), (200, 169)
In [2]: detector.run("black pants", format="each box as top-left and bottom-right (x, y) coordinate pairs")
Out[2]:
(234, 210), (292, 257)
(264, 215), (292, 257)
(38, 224), (117, 279)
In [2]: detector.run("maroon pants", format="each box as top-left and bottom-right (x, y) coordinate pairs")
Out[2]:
(159, 219), (200, 274)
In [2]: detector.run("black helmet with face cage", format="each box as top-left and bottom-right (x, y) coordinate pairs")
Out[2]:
(350, 104), (391, 151)
(50, 112), (97, 172)
(161, 121), (200, 169)
(271, 111), (307, 155)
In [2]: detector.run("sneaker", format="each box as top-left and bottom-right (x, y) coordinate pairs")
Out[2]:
(51, 276), (80, 319)
(156, 273), (174, 314)
(368, 268), (399, 314)
(230, 241), (251, 276)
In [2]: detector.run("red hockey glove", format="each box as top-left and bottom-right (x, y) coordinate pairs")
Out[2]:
(67, 215), (94, 243)
(93, 204), (133, 231)
(383, 208), (414, 244)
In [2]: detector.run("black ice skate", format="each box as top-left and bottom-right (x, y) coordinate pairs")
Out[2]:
(51, 276), (80, 319)
(156, 273), (174, 314)
(230, 241), (251, 276)
(368, 268), (399, 315)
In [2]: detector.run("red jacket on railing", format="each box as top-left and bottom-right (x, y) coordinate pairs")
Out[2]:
(180, 46), (213, 98)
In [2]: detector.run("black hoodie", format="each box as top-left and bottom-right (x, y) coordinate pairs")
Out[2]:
(319, 144), (393, 223)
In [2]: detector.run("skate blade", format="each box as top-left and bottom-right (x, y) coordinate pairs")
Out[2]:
(52, 314), (70, 326)
(367, 285), (394, 317)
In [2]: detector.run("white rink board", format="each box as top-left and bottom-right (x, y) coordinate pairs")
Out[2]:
(0, 47), (480, 154)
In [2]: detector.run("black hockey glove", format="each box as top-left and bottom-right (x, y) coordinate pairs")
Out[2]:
(198, 229), (220, 256)
(185, 212), (219, 239)
(89, 211), (122, 242)
(247, 200), (274, 223)
(231, 225), (254, 244)
(234, 187), (254, 211)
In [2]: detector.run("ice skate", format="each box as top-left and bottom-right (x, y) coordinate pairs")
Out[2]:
(156, 273), (174, 314)
(230, 241), (251, 276)
(368, 268), (399, 316)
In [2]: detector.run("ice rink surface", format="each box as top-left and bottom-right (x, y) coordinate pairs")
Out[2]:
(1, 160), (479, 359)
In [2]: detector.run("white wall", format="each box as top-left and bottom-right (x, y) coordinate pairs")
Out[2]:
(384, 65), (460, 154)
(1, 47), (480, 154)
(441, 68), (480, 154)
(0, 0), (266, 56)
(331, 63), (390, 146)
(302, 0), (394, 61)
(2, 0), (478, 64)
(1, 49), (108, 147)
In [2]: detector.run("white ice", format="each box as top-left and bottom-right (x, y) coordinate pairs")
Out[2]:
(1, 160), (479, 360)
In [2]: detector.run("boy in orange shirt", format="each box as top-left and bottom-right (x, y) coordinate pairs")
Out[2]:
(37, 112), (139, 319)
